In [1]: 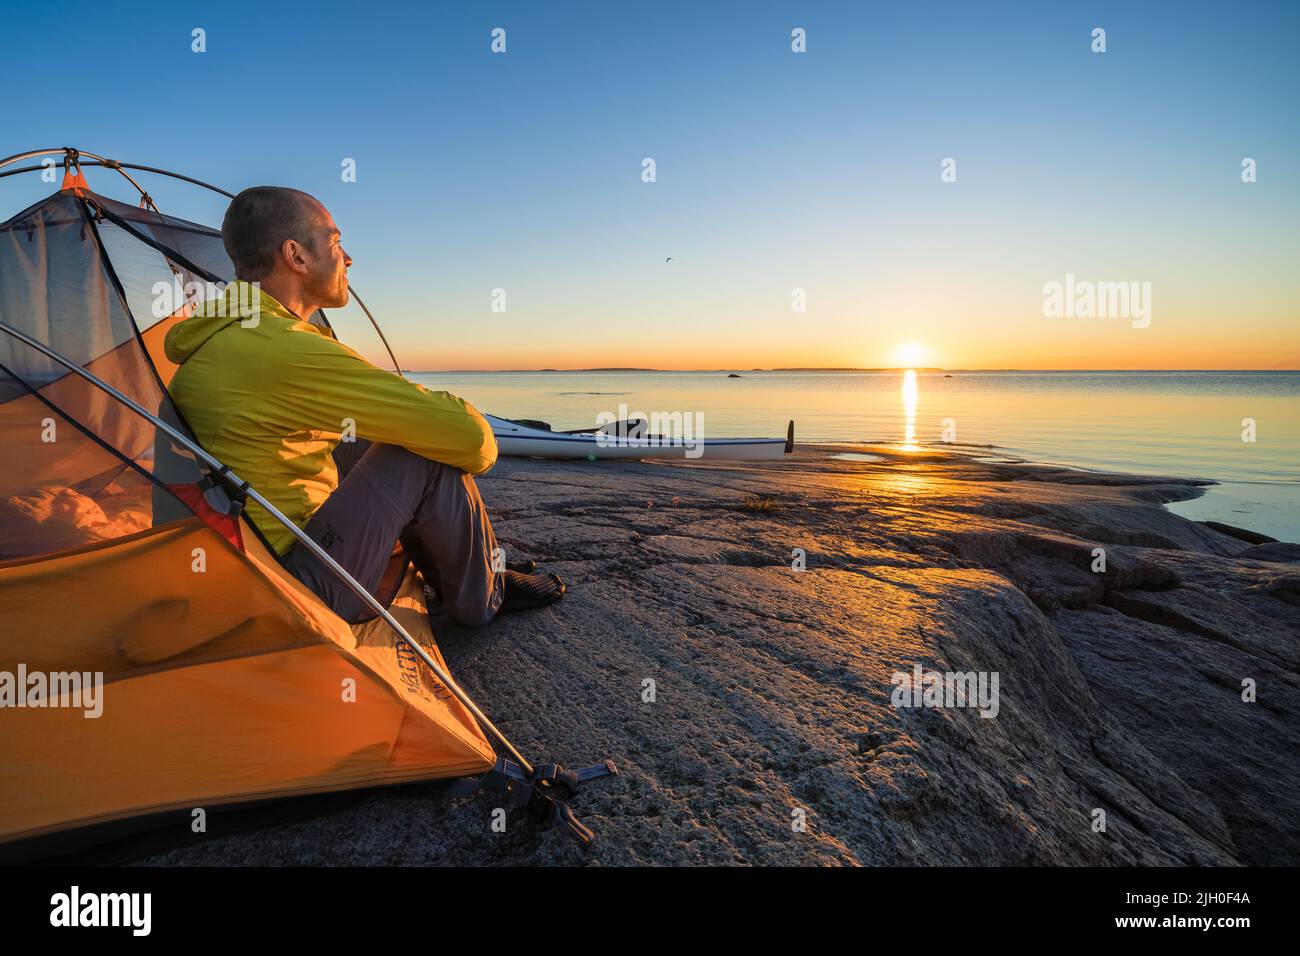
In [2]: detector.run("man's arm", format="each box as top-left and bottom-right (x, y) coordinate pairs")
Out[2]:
(275, 327), (497, 474)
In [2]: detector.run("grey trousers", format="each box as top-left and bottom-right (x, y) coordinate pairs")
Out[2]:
(282, 439), (503, 626)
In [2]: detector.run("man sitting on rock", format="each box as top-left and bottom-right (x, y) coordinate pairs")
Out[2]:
(165, 186), (565, 624)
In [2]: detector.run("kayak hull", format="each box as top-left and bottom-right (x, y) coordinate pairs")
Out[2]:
(487, 415), (789, 461)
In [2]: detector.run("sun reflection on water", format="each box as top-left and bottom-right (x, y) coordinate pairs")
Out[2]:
(900, 369), (920, 451)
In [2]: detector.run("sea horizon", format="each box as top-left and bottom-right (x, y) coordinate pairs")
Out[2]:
(411, 368), (1300, 542)
(406, 367), (1300, 374)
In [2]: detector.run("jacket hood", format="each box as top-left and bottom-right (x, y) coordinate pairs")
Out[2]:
(164, 281), (296, 365)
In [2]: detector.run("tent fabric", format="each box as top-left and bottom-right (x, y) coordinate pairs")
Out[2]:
(0, 525), (495, 844)
(0, 186), (495, 848)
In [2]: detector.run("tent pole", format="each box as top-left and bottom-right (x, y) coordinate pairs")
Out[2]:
(3, 148), (408, 376)
(0, 320), (535, 777)
(347, 288), (403, 375)
(0, 149), (163, 208)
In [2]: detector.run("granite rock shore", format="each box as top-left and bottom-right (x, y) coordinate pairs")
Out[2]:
(136, 445), (1300, 866)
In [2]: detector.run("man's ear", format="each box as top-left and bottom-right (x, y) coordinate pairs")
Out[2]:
(280, 238), (311, 275)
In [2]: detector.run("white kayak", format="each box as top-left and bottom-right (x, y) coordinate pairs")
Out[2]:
(488, 414), (793, 461)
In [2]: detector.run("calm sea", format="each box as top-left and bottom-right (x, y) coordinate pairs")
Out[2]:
(410, 370), (1300, 543)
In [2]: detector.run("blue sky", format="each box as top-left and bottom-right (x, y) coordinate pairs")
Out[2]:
(3, 0), (1298, 368)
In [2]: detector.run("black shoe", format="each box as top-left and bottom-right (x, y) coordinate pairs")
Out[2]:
(506, 559), (538, 574)
(498, 569), (566, 615)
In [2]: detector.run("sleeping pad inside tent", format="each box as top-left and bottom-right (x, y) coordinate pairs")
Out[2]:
(0, 178), (501, 851)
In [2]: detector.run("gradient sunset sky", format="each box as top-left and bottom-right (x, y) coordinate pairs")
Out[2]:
(4, 1), (1298, 370)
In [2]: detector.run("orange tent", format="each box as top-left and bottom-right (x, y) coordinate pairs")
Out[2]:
(0, 153), (604, 855)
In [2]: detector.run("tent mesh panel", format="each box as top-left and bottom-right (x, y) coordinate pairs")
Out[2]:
(0, 190), (231, 561)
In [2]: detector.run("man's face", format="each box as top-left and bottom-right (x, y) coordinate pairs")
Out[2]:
(301, 204), (351, 309)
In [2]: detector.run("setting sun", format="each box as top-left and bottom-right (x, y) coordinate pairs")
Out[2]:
(894, 341), (927, 368)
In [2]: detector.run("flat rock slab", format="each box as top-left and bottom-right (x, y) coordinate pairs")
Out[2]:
(134, 446), (1300, 866)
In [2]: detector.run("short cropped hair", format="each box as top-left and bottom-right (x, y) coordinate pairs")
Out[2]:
(221, 186), (322, 281)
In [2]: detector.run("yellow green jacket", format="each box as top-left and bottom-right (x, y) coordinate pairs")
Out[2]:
(164, 282), (497, 555)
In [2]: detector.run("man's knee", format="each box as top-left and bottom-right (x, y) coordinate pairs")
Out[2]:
(372, 444), (477, 494)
